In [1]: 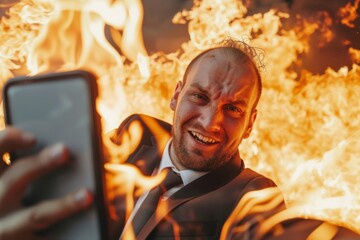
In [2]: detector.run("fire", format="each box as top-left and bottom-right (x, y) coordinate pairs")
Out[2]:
(338, 0), (360, 28)
(1, 0), (360, 237)
(0, 0), (148, 131)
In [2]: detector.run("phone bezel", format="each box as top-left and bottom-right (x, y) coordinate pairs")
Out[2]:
(2, 70), (109, 240)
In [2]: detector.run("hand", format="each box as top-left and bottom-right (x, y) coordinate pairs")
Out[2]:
(0, 127), (93, 240)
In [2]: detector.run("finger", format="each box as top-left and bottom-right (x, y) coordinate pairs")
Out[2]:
(3, 143), (69, 188)
(0, 153), (9, 174)
(0, 223), (48, 240)
(0, 144), (69, 213)
(28, 189), (93, 231)
(0, 189), (92, 238)
(0, 127), (36, 156)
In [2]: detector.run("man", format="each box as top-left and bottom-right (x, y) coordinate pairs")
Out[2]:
(111, 39), (277, 239)
(1, 38), (274, 239)
(1, 39), (359, 239)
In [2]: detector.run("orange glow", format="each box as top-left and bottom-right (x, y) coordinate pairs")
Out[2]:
(2, 152), (11, 165)
(338, 0), (360, 28)
(220, 187), (285, 240)
(306, 222), (338, 240)
(349, 47), (360, 63)
(315, 11), (334, 47)
(1, 0), (360, 237)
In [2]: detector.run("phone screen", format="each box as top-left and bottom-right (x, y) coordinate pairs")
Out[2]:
(4, 72), (108, 239)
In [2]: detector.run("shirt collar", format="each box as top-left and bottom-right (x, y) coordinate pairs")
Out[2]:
(159, 138), (208, 185)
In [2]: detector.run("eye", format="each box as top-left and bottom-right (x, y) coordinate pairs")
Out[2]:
(225, 105), (244, 117)
(192, 93), (208, 103)
(194, 93), (205, 99)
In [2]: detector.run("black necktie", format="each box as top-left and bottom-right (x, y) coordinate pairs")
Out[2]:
(131, 168), (183, 236)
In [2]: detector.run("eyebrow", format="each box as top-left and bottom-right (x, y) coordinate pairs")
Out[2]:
(190, 82), (248, 107)
(190, 82), (209, 94)
(232, 100), (248, 108)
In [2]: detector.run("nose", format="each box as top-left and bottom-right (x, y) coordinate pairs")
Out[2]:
(198, 106), (222, 132)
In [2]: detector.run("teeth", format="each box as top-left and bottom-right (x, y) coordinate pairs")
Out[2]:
(190, 131), (217, 144)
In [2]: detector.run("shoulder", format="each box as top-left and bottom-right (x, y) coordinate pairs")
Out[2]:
(110, 114), (172, 145)
(234, 168), (277, 191)
(108, 114), (172, 171)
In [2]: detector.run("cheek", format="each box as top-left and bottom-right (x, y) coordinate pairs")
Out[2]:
(173, 103), (192, 132)
(225, 120), (248, 144)
(175, 101), (198, 121)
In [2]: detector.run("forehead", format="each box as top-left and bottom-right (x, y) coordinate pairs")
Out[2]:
(185, 49), (258, 101)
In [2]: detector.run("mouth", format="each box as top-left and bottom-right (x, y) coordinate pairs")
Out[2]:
(189, 131), (219, 145)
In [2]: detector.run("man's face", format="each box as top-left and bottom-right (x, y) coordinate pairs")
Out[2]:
(169, 49), (259, 171)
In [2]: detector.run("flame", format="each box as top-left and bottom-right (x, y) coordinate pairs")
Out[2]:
(338, 0), (360, 28)
(1, 0), (360, 237)
(349, 47), (360, 63)
(220, 187), (285, 239)
(2, 152), (11, 165)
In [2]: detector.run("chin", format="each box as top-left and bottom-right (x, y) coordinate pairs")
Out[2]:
(181, 157), (218, 172)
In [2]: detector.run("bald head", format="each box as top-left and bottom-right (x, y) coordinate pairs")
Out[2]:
(182, 42), (262, 111)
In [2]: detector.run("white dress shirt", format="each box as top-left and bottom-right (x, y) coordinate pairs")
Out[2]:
(120, 138), (208, 238)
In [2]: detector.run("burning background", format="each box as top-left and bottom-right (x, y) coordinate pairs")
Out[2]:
(1, 0), (360, 237)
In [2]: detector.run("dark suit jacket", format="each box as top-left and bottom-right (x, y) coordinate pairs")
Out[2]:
(110, 114), (277, 240)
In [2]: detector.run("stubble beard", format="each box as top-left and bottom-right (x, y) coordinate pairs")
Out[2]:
(171, 128), (236, 172)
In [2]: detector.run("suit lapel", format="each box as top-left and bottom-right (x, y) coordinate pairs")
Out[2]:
(137, 157), (244, 240)
(128, 143), (160, 176)
(172, 158), (244, 199)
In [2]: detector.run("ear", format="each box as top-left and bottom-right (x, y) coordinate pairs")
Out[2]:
(170, 81), (183, 111)
(243, 109), (257, 139)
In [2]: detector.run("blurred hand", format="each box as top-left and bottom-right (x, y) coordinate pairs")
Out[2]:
(0, 127), (93, 240)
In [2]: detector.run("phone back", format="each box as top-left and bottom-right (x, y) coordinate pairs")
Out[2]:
(3, 70), (108, 240)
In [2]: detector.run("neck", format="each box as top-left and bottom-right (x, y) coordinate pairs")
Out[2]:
(168, 141), (186, 170)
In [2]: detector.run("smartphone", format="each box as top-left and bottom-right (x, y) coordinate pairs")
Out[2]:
(2, 70), (109, 240)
